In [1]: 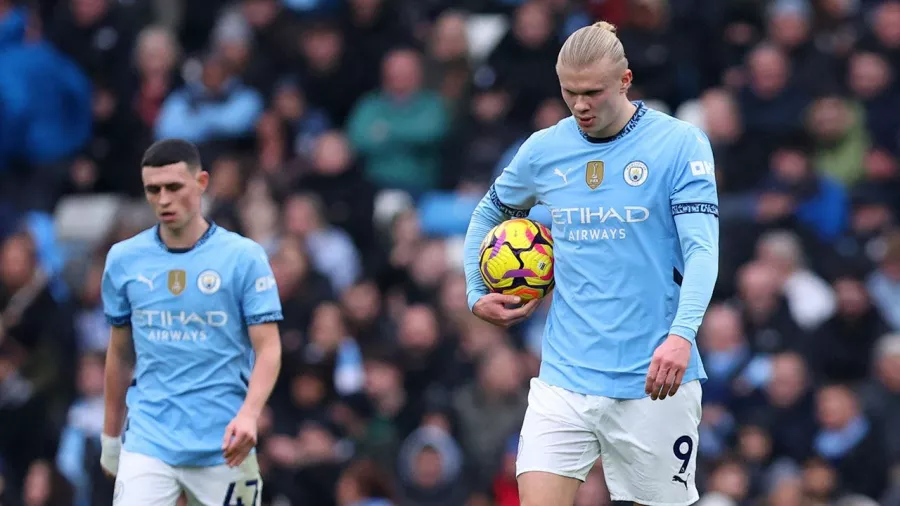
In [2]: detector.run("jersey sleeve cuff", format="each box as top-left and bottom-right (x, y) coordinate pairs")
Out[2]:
(245, 311), (283, 326)
(669, 325), (697, 344)
(105, 313), (131, 327)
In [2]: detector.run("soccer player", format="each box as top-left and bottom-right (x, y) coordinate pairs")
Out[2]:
(464, 22), (718, 506)
(99, 139), (282, 505)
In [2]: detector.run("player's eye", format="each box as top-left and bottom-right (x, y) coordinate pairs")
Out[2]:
(165, 184), (183, 192)
(145, 186), (160, 194)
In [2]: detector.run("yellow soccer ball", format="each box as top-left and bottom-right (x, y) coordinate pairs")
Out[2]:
(479, 218), (555, 301)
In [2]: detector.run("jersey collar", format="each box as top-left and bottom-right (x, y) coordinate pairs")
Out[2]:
(155, 220), (217, 254)
(578, 100), (647, 144)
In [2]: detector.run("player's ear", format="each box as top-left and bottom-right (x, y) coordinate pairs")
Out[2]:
(620, 68), (632, 94)
(196, 170), (210, 192)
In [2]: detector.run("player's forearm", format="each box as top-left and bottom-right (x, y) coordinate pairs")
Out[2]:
(103, 329), (135, 437)
(464, 192), (509, 310)
(670, 213), (719, 343)
(241, 334), (281, 419)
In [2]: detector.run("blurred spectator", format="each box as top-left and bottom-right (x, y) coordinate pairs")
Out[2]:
(424, 10), (473, 116)
(846, 51), (900, 157)
(282, 192), (362, 295)
(810, 274), (889, 383)
(755, 229), (836, 331)
(47, 0), (136, 97)
(347, 48), (449, 195)
(867, 230), (900, 331)
(486, 0), (560, 123)
(859, 332), (900, 473)
(0, 6), (92, 211)
(452, 344), (526, 488)
(55, 352), (112, 506)
(806, 94), (869, 187)
(733, 261), (805, 354)
(739, 43), (810, 143)
(814, 383), (889, 500)
(155, 52), (264, 153)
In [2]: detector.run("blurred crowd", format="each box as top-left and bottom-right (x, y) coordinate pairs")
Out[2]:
(0, 0), (899, 505)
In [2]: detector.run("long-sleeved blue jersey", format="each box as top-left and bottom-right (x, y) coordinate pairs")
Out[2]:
(464, 101), (719, 399)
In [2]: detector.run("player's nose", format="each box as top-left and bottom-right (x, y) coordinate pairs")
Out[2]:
(157, 190), (173, 206)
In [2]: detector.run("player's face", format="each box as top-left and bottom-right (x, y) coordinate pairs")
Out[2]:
(557, 59), (632, 135)
(142, 162), (209, 232)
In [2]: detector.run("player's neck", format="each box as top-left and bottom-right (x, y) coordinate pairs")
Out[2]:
(591, 99), (637, 139)
(159, 216), (210, 250)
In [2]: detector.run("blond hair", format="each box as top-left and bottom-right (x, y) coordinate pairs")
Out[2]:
(557, 21), (627, 70)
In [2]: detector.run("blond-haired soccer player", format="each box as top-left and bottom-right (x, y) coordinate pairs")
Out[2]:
(464, 22), (718, 506)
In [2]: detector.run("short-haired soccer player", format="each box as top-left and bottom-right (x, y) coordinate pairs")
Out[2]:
(100, 139), (282, 505)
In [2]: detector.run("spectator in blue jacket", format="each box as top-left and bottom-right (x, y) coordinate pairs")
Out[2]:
(155, 52), (264, 147)
(0, 6), (92, 210)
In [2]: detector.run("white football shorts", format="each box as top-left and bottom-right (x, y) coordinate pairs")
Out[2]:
(114, 449), (262, 506)
(516, 377), (702, 506)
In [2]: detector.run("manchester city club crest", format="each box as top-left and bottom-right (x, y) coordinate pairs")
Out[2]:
(197, 270), (222, 295)
(167, 270), (186, 295)
(585, 161), (604, 189)
(624, 161), (649, 186)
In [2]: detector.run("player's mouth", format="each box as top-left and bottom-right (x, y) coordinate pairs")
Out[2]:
(159, 211), (177, 222)
(577, 116), (595, 128)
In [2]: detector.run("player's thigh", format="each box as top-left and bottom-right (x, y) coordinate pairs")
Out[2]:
(181, 454), (262, 506)
(516, 378), (600, 505)
(599, 380), (702, 506)
(518, 470), (583, 506)
(114, 449), (183, 506)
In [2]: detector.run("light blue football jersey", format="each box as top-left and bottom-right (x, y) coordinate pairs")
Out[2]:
(102, 223), (282, 466)
(464, 101), (719, 399)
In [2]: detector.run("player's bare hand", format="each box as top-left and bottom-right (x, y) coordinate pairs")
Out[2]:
(645, 334), (692, 400)
(473, 293), (540, 328)
(222, 410), (258, 467)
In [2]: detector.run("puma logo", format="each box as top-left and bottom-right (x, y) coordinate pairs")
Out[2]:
(672, 475), (689, 490)
(136, 274), (154, 291)
(553, 167), (575, 185)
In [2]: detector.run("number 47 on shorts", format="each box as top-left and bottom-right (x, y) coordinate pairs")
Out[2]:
(223, 479), (260, 506)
